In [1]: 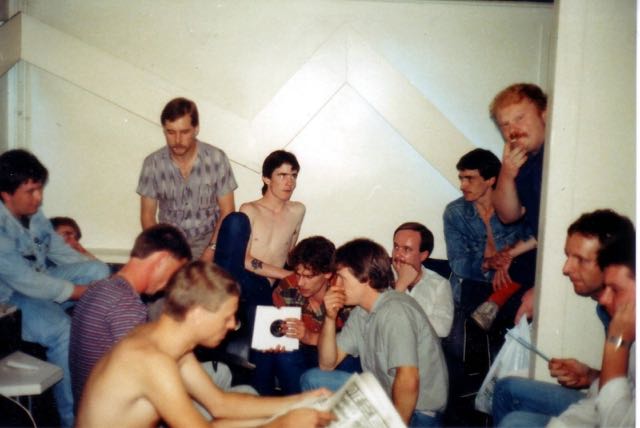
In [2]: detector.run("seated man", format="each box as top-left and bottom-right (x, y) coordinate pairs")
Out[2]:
(70, 224), (192, 404)
(492, 209), (635, 427)
(392, 221), (454, 338)
(214, 150), (305, 392)
(51, 216), (97, 259)
(443, 149), (534, 360)
(498, 221), (635, 428)
(263, 236), (359, 395)
(300, 238), (448, 427)
(0, 149), (110, 427)
(215, 149), (304, 311)
(76, 261), (333, 428)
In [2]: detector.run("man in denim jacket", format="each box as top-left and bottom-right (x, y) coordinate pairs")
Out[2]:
(442, 149), (535, 412)
(0, 149), (110, 427)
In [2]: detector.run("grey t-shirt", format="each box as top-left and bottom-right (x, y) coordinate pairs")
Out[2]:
(337, 290), (448, 413)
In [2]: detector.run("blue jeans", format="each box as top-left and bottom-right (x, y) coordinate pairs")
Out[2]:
(250, 349), (310, 395)
(10, 260), (109, 428)
(492, 377), (586, 427)
(497, 411), (553, 428)
(300, 368), (439, 428)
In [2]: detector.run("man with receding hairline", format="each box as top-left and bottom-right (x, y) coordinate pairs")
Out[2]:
(70, 223), (192, 404)
(392, 221), (454, 338)
(137, 97), (237, 261)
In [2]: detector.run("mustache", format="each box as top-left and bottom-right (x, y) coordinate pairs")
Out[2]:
(509, 132), (528, 141)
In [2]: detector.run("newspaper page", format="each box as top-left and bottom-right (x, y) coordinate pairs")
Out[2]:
(270, 372), (406, 428)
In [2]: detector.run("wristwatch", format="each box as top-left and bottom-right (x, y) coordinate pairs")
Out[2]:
(607, 335), (630, 350)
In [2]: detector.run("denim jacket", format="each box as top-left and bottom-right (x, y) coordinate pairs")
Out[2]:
(443, 197), (530, 301)
(0, 202), (88, 303)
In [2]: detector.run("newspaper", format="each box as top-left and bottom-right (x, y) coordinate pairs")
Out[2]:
(272, 372), (406, 428)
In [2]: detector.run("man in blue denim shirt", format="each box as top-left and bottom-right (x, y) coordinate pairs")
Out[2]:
(444, 149), (534, 305)
(0, 149), (110, 427)
(442, 149), (535, 420)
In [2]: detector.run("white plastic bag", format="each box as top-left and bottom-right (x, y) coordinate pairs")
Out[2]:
(474, 317), (531, 414)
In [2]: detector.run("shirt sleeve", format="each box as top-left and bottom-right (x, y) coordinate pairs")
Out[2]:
(136, 155), (159, 199)
(595, 377), (635, 427)
(443, 205), (487, 282)
(0, 234), (74, 302)
(44, 224), (93, 266)
(423, 274), (454, 338)
(214, 150), (238, 197)
(272, 274), (297, 307)
(379, 303), (420, 372)
(336, 309), (363, 357)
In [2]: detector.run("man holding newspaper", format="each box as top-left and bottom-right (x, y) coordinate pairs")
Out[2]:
(301, 238), (448, 427)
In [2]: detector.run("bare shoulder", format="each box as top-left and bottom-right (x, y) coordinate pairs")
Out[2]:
(287, 201), (306, 217)
(240, 201), (260, 217)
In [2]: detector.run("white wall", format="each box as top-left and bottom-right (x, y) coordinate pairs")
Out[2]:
(0, 0), (553, 261)
(532, 0), (636, 377)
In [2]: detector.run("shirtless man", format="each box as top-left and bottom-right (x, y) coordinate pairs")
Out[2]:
(215, 150), (304, 315)
(214, 150), (305, 391)
(76, 261), (333, 428)
(240, 150), (305, 282)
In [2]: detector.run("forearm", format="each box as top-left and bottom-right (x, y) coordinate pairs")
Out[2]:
(493, 174), (523, 224)
(391, 369), (419, 424)
(0, 254), (73, 302)
(244, 256), (291, 280)
(140, 196), (159, 229)
(141, 214), (157, 229)
(508, 238), (537, 258)
(599, 340), (631, 390)
(317, 318), (339, 369)
(213, 391), (310, 420)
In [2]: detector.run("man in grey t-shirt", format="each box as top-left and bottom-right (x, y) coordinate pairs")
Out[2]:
(301, 238), (449, 427)
(137, 97), (237, 260)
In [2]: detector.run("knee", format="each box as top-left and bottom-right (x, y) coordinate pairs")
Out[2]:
(494, 377), (520, 401)
(493, 378), (510, 401)
(219, 212), (250, 236)
(299, 368), (324, 391)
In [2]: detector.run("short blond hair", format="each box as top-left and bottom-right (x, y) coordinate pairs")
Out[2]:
(164, 261), (240, 320)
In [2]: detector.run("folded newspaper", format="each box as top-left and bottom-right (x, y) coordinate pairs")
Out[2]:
(269, 372), (406, 427)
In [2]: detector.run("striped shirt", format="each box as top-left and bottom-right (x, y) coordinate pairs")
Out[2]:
(69, 275), (147, 402)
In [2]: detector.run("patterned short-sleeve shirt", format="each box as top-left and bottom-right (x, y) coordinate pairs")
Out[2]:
(136, 141), (238, 246)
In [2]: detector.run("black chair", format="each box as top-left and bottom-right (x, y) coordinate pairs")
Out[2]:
(422, 257), (452, 280)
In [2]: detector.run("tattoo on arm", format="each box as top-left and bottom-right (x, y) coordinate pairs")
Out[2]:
(251, 258), (263, 271)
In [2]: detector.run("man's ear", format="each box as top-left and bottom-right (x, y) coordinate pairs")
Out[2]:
(419, 250), (429, 263)
(487, 176), (497, 188)
(541, 108), (547, 124)
(194, 125), (200, 137)
(185, 305), (206, 326)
